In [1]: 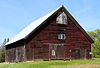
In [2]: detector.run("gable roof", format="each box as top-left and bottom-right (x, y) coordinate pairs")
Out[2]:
(6, 6), (93, 46)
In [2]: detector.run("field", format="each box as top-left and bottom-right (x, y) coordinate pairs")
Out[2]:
(0, 58), (100, 68)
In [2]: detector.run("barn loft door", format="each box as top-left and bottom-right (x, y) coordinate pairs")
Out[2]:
(50, 44), (64, 59)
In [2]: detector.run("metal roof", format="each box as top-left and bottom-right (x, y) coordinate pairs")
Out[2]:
(5, 5), (94, 46)
(6, 6), (63, 45)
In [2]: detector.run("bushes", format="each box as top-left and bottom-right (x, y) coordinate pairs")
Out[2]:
(88, 29), (100, 58)
(0, 47), (5, 63)
(0, 38), (9, 63)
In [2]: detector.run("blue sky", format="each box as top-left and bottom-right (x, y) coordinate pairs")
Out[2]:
(0, 0), (100, 43)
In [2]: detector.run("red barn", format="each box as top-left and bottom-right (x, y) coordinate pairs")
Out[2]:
(5, 6), (93, 62)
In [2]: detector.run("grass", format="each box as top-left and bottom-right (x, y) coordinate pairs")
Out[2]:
(0, 58), (100, 68)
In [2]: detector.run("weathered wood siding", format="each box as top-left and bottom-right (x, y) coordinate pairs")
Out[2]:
(5, 9), (92, 62)
(64, 17), (91, 59)
(25, 12), (91, 60)
(5, 42), (25, 62)
(5, 47), (16, 62)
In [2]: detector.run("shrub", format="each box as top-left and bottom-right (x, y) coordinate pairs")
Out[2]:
(0, 48), (5, 63)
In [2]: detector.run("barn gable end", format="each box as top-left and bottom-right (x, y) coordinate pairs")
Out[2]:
(5, 6), (93, 62)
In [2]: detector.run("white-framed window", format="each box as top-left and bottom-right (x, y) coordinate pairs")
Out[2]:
(58, 34), (66, 40)
(56, 12), (67, 24)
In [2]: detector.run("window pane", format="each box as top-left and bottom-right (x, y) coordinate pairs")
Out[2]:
(58, 34), (66, 40)
(56, 12), (67, 24)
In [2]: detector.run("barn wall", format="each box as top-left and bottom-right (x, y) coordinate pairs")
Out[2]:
(26, 12), (91, 60)
(5, 47), (16, 62)
(64, 17), (91, 59)
(5, 42), (25, 62)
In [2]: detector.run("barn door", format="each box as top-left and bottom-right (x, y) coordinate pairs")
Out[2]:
(71, 49), (80, 59)
(50, 45), (56, 59)
(16, 46), (25, 62)
(50, 44), (64, 59)
(56, 45), (64, 59)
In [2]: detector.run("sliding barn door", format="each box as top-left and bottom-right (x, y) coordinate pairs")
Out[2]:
(50, 44), (64, 59)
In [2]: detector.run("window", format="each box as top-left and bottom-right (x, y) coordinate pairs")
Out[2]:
(56, 12), (67, 24)
(51, 50), (56, 56)
(58, 34), (66, 40)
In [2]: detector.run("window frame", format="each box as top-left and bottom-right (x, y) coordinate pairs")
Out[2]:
(58, 33), (66, 40)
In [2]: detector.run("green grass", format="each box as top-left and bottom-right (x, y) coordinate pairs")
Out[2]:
(0, 58), (100, 68)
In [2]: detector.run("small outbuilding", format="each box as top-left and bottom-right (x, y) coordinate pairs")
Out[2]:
(5, 6), (94, 62)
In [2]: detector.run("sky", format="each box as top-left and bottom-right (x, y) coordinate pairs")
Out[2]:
(0, 0), (100, 44)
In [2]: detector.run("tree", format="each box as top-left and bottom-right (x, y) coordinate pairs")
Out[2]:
(0, 47), (5, 62)
(88, 29), (100, 58)
(0, 38), (9, 63)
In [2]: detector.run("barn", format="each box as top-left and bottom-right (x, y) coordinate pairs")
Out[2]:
(5, 6), (94, 62)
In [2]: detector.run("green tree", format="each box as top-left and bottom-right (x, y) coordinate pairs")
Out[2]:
(88, 29), (100, 58)
(0, 47), (5, 62)
(0, 38), (9, 63)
